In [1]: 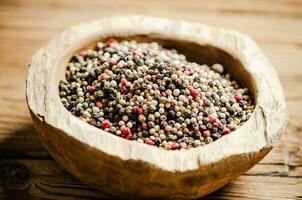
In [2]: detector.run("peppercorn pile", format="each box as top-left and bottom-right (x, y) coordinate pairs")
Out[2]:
(59, 38), (254, 150)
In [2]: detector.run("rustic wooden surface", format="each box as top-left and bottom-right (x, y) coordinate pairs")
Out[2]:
(0, 0), (301, 199)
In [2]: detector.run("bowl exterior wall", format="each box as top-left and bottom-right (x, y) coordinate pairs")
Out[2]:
(30, 110), (271, 199)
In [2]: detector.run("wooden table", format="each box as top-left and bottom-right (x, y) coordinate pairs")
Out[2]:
(0, 0), (301, 199)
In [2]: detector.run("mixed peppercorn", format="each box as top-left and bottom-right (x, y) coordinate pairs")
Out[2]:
(59, 38), (254, 150)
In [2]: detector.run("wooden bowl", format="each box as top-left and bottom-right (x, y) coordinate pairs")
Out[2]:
(26, 16), (288, 199)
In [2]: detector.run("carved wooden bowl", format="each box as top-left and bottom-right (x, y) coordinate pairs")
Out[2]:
(26, 16), (287, 199)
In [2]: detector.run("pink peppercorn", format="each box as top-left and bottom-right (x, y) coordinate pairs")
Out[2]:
(121, 86), (127, 94)
(214, 122), (220, 127)
(132, 106), (139, 112)
(96, 101), (103, 109)
(101, 120), (110, 128)
(98, 73), (107, 81)
(203, 130), (210, 138)
(171, 142), (178, 150)
(109, 59), (117, 66)
(141, 122), (148, 130)
(184, 70), (191, 75)
(106, 38), (118, 45)
(137, 108), (144, 115)
(89, 85), (95, 93)
(209, 116), (217, 123)
(120, 78), (127, 85)
(235, 93), (243, 102)
(152, 75), (157, 81)
(165, 126), (172, 132)
(146, 139), (155, 146)
(222, 127), (231, 135)
(132, 50), (142, 57)
(191, 89), (198, 98)
(122, 127), (131, 136)
(125, 132), (132, 140)
(194, 126), (199, 133)
(195, 97), (201, 105)
(211, 63), (224, 74)
(104, 69), (111, 74)
(79, 50), (87, 57)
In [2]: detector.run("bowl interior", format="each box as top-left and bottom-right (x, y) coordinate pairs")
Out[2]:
(57, 34), (257, 105)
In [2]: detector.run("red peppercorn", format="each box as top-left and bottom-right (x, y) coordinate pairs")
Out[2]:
(141, 122), (148, 130)
(171, 142), (178, 150)
(96, 101), (103, 109)
(122, 127), (131, 136)
(195, 97), (201, 105)
(138, 108), (144, 115)
(194, 126), (199, 133)
(106, 38), (118, 45)
(104, 69), (110, 74)
(101, 120), (110, 128)
(209, 116), (217, 123)
(125, 132), (132, 140)
(132, 106), (139, 112)
(203, 130), (210, 138)
(109, 59), (117, 66)
(222, 127), (231, 135)
(152, 75), (157, 81)
(120, 78), (127, 85)
(121, 86), (127, 94)
(184, 70), (190, 75)
(89, 85), (95, 93)
(191, 89), (199, 98)
(132, 50), (142, 57)
(214, 122), (220, 127)
(146, 139), (155, 146)
(235, 93), (243, 102)
(79, 50), (87, 57)
(98, 73), (107, 81)
(165, 126), (172, 132)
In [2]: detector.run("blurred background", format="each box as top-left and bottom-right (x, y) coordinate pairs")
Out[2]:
(0, 0), (301, 199)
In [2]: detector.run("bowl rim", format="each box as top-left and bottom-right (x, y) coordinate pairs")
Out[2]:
(26, 15), (288, 172)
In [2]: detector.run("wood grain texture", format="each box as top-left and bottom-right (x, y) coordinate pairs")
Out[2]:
(0, 159), (301, 200)
(0, 0), (301, 199)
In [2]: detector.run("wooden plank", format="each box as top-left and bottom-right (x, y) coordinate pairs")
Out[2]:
(205, 176), (302, 200)
(246, 163), (302, 178)
(260, 118), (302, 167)
(0, 13), (301, 46)
(261, 43), (302, 81)
(2, 0), (302, 18)
(0, 159), (110, 199)
(0, 159), (301, 199)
